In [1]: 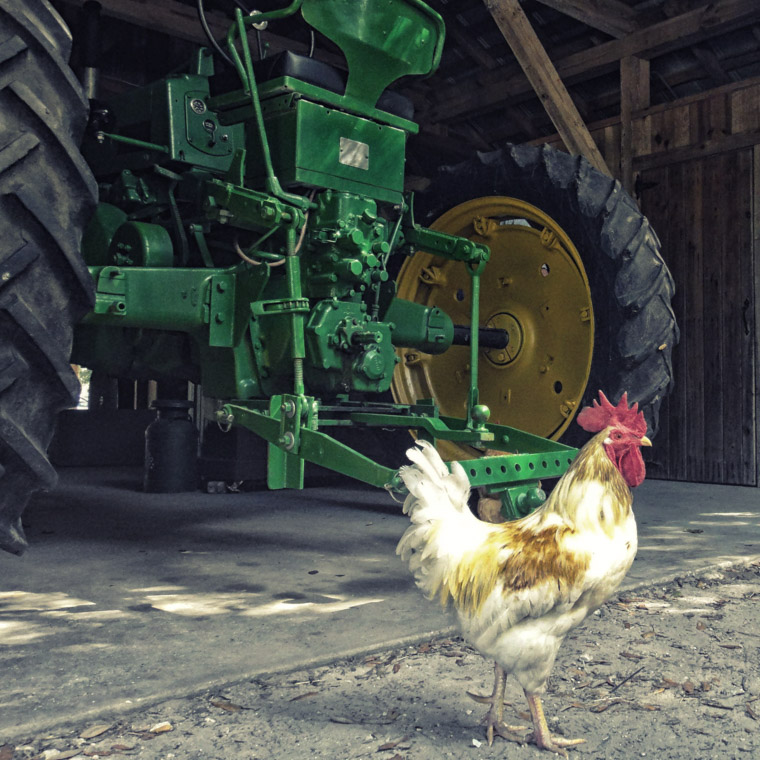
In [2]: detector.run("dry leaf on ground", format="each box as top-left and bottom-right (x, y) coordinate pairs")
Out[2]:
(79, 724), (111, 740)
(210, 699), (243, 712)
(288, 692), (319, 702)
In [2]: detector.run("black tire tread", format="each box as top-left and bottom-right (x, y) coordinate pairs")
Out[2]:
(0, 0), (96, 554)
(417, 143), (678, 444)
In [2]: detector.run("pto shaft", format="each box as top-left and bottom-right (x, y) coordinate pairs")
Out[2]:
(452, 325), (509, 349)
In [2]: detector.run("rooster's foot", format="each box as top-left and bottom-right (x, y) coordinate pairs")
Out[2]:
(468, 664), (530, 746)
(524, 731), (585, 756)
(524, 691), (585, 756)
(467, 691), (529, 746)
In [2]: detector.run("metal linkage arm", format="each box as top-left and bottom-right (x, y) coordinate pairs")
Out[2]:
(401, 206), (491, 428)
(219, 399), (398, 490)
(401, 224), (489, 274)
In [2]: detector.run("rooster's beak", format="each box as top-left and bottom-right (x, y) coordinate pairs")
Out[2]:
(641, 435), (652, 447)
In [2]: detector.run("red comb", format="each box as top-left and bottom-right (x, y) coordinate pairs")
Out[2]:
(576, 391), (647, 436)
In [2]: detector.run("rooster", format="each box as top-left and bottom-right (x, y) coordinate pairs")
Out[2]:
(396, 391), (651, 755)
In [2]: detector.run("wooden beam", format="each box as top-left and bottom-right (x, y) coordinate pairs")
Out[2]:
(484, 0), (611, 175)
(58, 0), (345, 68)
(538, 0), (650, 188)
(445, 19), (498, 71)
(690, 43), (732, 86)
(633, 131), (760, 171)
(457, 122), (496, 152)
(433, 0), (760, 124)
(544, 0), (759, 70)
(620, 56), (650, 194)
(533, 0), (639, 37)
(633, 72), (760, 119)
(660, 1), (731, 86)
(522, 72), (760, 140)
(412, 125), (475, 160)
(506, 104), (542, 141)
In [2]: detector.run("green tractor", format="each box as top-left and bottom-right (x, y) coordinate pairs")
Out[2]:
(0, 0), (677, 554)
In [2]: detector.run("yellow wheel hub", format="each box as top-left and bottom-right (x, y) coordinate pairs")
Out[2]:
(392, 196), (594, 459)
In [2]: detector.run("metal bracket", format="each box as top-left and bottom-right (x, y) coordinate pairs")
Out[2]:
(251, 298), (310, 317)
(267, 394), (309, 489)
(92, 267), (127, 316)
(209, 275), (235, 347)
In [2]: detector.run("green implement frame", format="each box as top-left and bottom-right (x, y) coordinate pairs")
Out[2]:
(220, 396), (575, 518)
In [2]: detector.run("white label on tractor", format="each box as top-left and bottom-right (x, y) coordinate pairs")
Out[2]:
(339, 137), (369, 170)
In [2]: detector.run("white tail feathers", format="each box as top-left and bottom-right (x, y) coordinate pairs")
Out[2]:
(396, 441), (493, 600)
(398, 440), (470, 517)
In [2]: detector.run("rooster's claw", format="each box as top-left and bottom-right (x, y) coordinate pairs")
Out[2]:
(466, 690), (510, 705)
(526, 732), (586, 756)
(486, 721), (530, 746)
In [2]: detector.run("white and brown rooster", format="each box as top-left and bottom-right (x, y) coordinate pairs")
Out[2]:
(396, 391), (651, 755)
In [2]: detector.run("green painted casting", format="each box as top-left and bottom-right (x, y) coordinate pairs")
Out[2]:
(383, 299), (453, 355)
(302, 0), (445, 109)
(245, 96), (407, 204)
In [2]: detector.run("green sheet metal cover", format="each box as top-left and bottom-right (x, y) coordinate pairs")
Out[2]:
(301, 0), (444, 108)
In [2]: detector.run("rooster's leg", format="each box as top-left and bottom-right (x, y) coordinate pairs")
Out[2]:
(524, 691), (585, 756)
(467, 663), (529, 746)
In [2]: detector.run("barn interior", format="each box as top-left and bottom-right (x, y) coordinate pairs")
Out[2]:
(3, 0), (760, 743)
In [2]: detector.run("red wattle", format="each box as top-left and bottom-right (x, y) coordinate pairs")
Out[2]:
(604, 443), (646, 488)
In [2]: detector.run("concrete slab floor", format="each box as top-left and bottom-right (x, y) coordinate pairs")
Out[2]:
(1, 468), (759, 742)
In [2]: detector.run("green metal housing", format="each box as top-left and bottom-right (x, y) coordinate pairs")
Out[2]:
(246, 94), (407, 203)
(75, 0), (577, 519)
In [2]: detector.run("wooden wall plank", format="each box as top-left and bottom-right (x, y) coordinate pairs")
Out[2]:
(633, 131), (760, 171)
(640, 150), (756, 485)
(671, 105), (691, 149)
(682, 159), (705, 481)
(736, 150), (757, 485)
(669, 163), (689, 480)
(708, 93), (730, 141)
(700, 155), (726, 482)
(723, 152), (740, 482)
(641, 163), (694, 480)
(688, 102), (701, 146)
(640, 165), (677, 479)
(754, 146), (760, 488)
(530, 76), (760, 166)
(649, 109), (667, 154)
(635, 76), (760, 120)
(730, 87), (760, 133)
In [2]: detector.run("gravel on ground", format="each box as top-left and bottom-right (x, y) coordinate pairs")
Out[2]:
(6, 563), (760, 760)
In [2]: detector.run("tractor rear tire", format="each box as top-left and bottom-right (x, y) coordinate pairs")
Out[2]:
(0, 0), (96, 554)
(407, 143), (678, 447)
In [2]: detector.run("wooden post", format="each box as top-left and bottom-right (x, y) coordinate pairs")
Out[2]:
(484, 0), (612, 176)
(620, 56), (650, 195)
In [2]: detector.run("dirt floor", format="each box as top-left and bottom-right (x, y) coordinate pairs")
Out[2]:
(6, 563), (760, 760)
